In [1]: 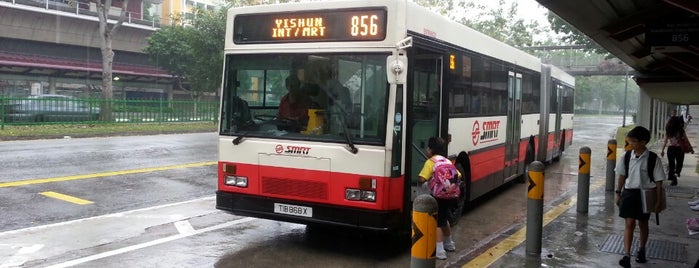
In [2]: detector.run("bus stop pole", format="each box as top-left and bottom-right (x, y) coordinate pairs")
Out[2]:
(606, 139), (617, 192)
(526, 161), (545, 255)
(577, 147), (591, 213)
(411, 194), (438, 268)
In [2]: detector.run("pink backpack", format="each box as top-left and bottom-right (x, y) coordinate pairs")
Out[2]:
(428, 155), (460, 200)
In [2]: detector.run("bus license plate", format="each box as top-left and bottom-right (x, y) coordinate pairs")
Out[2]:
(274, 203), (312, 218)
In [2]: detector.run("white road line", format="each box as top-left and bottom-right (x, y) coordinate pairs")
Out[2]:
(174, 220), (196, 235)
(46, 217), (255, 268)
(0, 196), (215, 237)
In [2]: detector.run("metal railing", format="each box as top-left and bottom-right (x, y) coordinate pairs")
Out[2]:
(0, 96), (218, 127)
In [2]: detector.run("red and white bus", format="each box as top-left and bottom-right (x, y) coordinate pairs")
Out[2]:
(216, 0), (575, 233)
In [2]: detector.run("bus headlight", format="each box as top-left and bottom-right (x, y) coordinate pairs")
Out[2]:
(346, 189), (361, 200)
(345, 189), (376, 202)
(225, 175), (248, 188)
(360, 190), (376, 202)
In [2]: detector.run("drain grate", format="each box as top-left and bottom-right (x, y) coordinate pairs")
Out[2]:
(599, 234), (688, 262)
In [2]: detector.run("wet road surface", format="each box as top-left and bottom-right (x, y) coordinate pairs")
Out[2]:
(0, 115), (626, 267)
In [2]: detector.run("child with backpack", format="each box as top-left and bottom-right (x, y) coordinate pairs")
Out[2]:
(614, 126), (666, 268)
(417, 137), (461, 260)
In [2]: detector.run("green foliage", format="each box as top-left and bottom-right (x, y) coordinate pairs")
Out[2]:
(546, 12), (609, 56)
(144, 8), (227, 99)
(0, 123), (217, 140)
(414, 0), (544, 47)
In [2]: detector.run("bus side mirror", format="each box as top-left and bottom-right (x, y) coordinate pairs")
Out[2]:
(386, 55), (408, 84)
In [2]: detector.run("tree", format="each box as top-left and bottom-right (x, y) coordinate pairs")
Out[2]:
(92, 0), (131, 121)
(144, 24), (193, 96)
(546, 12), (609, 56)
(414, 0), (545, 47)
(145, 0), (301, 101)
(145, 8), (226, 108)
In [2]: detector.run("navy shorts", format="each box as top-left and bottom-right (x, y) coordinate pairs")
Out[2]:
(618, 189), (651, 221)
(436, 198), (457, 227)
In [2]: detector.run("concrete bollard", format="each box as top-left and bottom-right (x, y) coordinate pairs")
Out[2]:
(411, 194), (438, 268)
(526, 161), (545, 256)
(606, 139), (617, 191)
(577, 146), (591, 213)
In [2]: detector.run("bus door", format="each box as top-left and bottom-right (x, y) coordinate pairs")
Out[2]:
(504, 72), (522, 181)
(408, 54), (443, 197)
(553, 84), (563, 156)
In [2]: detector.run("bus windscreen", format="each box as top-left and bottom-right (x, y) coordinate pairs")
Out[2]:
(233, 8), (387, 44)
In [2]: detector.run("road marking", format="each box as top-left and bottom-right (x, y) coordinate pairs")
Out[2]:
(0, 244), (44, 268)
(0, 162), (216, 188)
(0, 196), (215, 237)
(463, 174), (606, 267)
(46, 217), (255, 268)
(40, 191), (93, 205)
(174, 220), (195, 235)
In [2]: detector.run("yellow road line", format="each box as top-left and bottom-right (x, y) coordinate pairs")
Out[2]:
(463, 173), (607, 267)
(40, 191), (94, 205)
(0, 162), (217, 188)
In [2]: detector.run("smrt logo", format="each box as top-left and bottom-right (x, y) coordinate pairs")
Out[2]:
(471, 121), (480, 146)
(471, 120), (501, 146)
(276, 144), (311, 155)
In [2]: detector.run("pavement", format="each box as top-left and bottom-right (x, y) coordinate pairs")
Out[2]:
(460, 120), (699, 268)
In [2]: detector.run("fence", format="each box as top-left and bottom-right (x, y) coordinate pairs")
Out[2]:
(0, 96), (219, 127)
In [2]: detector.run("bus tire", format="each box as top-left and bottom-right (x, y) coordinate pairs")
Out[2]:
(450, 151), (471, 225)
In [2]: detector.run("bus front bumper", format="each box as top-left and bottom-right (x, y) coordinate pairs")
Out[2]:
(216, 191), (406, 232)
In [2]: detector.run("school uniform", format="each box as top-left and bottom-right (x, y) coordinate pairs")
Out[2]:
(614, 149), (666, 220)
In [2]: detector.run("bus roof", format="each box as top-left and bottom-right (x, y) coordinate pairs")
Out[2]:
(225, 0), (542, 72)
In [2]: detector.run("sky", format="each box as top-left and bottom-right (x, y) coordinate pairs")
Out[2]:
(473, 0), (549, 25)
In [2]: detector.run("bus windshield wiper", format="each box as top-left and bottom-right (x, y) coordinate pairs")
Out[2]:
(232, 132), (248, 145)
(334, 109), (358, 154)
(342, 124), (358, 154)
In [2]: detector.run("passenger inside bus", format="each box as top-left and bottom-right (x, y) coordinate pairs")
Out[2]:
(277, 75), (311, 132)
(297, 59), (352, 133)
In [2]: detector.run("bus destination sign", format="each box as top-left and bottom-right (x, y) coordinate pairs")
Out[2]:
(233, 8), (387, 44)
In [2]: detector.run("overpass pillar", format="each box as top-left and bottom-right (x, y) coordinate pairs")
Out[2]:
(48, 77), (57, 95)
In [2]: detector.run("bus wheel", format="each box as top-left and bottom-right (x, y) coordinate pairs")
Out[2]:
(450, 152), (471, 225)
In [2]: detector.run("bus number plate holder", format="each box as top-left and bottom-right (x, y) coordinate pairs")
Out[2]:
(274, 203), (313, 218)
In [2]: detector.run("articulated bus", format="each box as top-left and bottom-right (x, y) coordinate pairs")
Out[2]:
(216, 0), (575, 234)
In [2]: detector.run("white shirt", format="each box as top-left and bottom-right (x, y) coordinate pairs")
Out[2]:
(614, 149), (666, 189)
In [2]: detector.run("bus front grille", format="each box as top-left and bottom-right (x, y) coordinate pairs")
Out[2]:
(261, 177), (328, 200)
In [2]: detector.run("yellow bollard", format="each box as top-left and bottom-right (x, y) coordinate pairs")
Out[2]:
(606, 139), (617, 191)
(411, 194), (438, 268)
(526, 161), (545, 255)
(578, 146), (591, 213)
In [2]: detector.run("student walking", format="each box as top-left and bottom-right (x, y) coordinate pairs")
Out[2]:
(417, 137), (460, 260)
(661, 115), (694, 185)
(615, 126), (666, 268)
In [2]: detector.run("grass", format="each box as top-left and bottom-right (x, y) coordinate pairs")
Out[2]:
(0, 122), (218, 140)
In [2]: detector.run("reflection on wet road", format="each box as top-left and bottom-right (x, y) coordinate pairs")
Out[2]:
(0, 116), (625, 267)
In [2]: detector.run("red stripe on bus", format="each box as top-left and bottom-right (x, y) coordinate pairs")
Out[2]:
(218, 162), (405, 211)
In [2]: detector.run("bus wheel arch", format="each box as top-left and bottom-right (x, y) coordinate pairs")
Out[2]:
(516, 137), (536, 183)
(450, 151), (472, 225)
